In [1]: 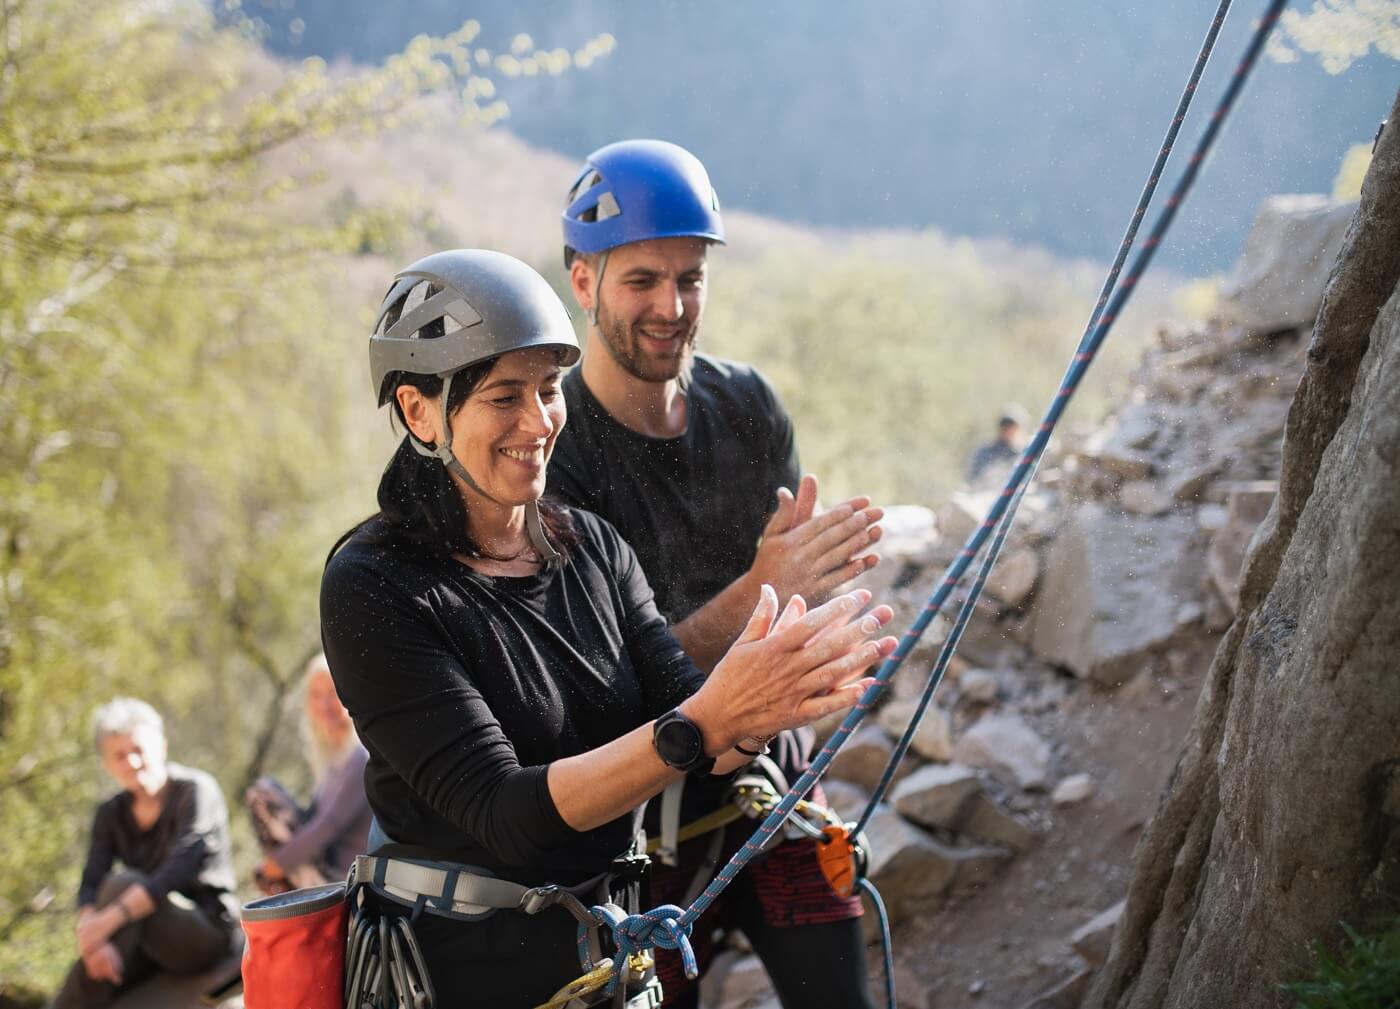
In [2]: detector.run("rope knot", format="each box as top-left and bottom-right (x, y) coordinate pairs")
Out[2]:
(586, 903), (698, 982)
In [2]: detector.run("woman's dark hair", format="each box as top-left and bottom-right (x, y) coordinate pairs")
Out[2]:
(333, 353), (578, 565)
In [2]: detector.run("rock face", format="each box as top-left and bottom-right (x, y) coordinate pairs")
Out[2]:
(1085, 97), (1400, 1009)
(1029, 505), (1204, 684)
(1219, 194), (1357, 333)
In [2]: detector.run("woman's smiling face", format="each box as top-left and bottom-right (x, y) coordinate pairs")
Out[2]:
(447, 346), (567, 506)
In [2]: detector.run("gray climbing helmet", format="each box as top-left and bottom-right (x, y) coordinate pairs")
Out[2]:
(370, 249), (580, 405)
(369, 249), (581, 562)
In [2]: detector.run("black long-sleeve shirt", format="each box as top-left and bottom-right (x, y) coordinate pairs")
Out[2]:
(78, 762), (237, 919)
(320, 509), (706, 887)
(547, 355), (813, 825)
(547, 355), (801, 625)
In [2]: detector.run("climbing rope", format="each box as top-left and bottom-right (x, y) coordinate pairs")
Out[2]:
(849, 0), (1247, 829)
(578, 0), (1290, 998)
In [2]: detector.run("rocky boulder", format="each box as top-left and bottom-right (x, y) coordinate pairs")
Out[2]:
(1029, 503), (1205, 685)
(889, 764), (983, 825)
(827, 723), (914, 793)
(877, 698), (953, 762)
(1071, 900), (1125, 968)
(862, 803), (1009, 924)
(1205, 480), (1277, 614)
(950, 713), (1052, 789)
(1220, 194), (1357, 333)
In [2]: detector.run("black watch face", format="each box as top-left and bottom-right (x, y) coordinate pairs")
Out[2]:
(656, 715), (703, 768)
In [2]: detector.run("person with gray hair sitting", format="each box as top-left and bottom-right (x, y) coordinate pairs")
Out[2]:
(48, 698), (238, 1008)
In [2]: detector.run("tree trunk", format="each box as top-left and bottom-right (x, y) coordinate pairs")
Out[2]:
(1082, 87), (1400, 1009)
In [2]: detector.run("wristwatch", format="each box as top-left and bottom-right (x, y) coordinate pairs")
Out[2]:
(652, 708), (716, 776)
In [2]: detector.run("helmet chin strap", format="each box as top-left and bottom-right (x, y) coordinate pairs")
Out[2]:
(408, 370), (561, 564)
(585, 251), (609, 326)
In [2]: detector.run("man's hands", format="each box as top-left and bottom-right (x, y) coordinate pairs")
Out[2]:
(82, 942), (124, 985)
(76, 906), (124, 984)
(669, 473), (886, 672)
(748, 475), (883, 607)
(684, 585), (897, 755)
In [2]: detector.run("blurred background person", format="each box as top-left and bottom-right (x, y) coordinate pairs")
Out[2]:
(50, 698), (238, 1009)
(966, 403), (1030, 487)
(245, 653), (371, 892)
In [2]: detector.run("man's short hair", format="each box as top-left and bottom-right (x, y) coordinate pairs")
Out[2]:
(565, 247), (600, 270)
(91, 697), (164, 750)
(999, 403), (1030, 428)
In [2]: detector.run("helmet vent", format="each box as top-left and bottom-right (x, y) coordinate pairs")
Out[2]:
(566, 169), (604, 206)
(400, 280), (434, 320)
(595, 191), (621, 221)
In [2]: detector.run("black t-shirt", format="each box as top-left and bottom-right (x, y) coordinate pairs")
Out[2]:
(78, 762), (238, 919)
(319, 509), (705, 886)
(547, 354), (801, 624)
(547, 355), (811, 824)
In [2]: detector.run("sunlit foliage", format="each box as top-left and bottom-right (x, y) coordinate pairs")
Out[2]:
(699, 234), (1167, 507)
(0, 0), (602, 993)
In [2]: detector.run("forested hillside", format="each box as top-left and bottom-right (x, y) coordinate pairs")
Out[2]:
(245, 0), (1395, 271)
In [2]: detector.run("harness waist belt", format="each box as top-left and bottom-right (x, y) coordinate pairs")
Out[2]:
(348, 854), (606, 923)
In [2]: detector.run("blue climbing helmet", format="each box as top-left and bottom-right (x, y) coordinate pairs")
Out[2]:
(562, 139), (726, 266)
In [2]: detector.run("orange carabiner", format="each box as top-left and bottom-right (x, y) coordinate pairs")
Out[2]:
(816, 824), (859, 898)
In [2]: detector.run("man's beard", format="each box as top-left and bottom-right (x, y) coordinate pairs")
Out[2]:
(594, 301), (698, 384)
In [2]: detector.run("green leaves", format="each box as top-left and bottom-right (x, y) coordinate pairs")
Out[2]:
(701, 234), (1165, 507)
(1284, 918), (1400, 1009)
(0, 0), (605, 992)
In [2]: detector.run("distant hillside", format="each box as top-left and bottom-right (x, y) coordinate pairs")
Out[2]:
(243, 0), (1393, 272)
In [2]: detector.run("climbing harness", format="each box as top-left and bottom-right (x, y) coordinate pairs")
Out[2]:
(569, 2), (1291, 1007)
(341, 841), (662, 1009)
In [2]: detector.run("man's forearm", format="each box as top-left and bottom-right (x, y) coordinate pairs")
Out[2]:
(670, 571), (760, 672)
(106, 883), (155, 931)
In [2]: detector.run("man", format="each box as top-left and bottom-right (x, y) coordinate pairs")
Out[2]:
(966, 404), (1029, 486)
(547, 139), (882, 1009)
(52, 698), (238, 1009)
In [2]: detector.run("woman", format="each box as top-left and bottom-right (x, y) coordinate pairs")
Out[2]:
(245, 653), (372, 891)
(51, 698), (239, 1008)
(320, 250), (897, 1007)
